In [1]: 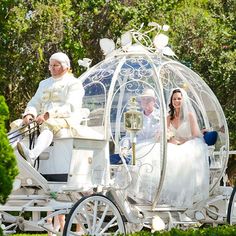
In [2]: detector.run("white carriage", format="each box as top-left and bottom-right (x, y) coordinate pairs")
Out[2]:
(1, 24), (236, 235)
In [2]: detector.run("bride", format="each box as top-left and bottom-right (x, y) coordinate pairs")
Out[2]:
(160, 88), (209, 207)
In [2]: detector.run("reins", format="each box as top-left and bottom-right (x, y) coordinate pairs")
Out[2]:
(8, 121), (41, 168)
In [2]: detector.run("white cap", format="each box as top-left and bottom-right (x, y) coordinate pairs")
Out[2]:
(49, 52), (70, 69)
(140, 88), (156, 99)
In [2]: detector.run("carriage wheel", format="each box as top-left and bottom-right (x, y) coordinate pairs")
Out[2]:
(227, 186), (236, 225)
(63, 194), (126, 235)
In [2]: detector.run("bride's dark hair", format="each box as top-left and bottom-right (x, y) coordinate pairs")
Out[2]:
(169, 88), (182, 120)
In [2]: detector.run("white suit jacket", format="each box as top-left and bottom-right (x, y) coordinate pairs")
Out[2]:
(23, 72), (84, 123)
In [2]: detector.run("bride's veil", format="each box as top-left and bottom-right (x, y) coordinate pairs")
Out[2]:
(167, 87), (202, 137)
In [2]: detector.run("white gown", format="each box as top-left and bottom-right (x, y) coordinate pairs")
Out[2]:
(159, 122), (209, 207)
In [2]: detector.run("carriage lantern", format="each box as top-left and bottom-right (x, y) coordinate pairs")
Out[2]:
(124, 96), (143, 165)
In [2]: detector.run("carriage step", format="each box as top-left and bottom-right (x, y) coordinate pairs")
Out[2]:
(127, 196), (152, 205)
(152, 206), (187, 212)
(170, 219), (199, 227)
(172, 220), (198, 225)
(2, 230), (17, 235)
(126, 197), (188, 212)
(0, 205), (54, 211)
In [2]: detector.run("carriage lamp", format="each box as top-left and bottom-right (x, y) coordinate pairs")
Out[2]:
(124, 96), (143, 165)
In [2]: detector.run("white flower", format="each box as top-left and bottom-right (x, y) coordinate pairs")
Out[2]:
(121, 31), (132, 51)
(148, 22), (161, 29)
(99, 38), (115, 55)
(162, 25), (170, 31)
(162, 46), (176, 57)
(153, 33), (169, 50)
(167, 128), (174, 140)
(78, 58), (92, 69)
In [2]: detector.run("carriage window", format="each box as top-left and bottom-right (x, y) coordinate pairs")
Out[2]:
(82, 81), (106, 139)
(200, 91), (227, 148)
(83, 82), (106, 126)
(110, 82), (160, 152)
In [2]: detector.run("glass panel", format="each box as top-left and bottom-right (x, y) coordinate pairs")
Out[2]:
(109, 55), (163, 203)
(83, 81), (106, 127)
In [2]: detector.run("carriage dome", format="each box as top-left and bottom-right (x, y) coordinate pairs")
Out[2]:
(78, 24), (229, 203)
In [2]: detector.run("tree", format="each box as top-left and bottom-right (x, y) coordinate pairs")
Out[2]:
(0, 96), (18, 236)
(161, 0), (236, 183)
(167, 0), (236, 148)
(0, 0), (183, 118)
(0, 0), (81, 122)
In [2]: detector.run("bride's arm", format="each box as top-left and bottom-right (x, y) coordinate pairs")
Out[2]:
(189, 112), (201, 137)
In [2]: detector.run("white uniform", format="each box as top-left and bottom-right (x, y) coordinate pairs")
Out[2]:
(23, 72), (84, 135)
(15, 53), (85, 165)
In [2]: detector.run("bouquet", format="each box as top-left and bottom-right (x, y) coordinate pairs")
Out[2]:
(167, 128), (175, 141)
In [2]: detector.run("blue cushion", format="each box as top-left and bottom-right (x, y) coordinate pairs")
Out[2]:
(110, 154), (131, 165)
(203, 131), (218, 146)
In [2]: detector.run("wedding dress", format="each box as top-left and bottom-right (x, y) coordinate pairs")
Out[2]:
(159, 122), (209, 207)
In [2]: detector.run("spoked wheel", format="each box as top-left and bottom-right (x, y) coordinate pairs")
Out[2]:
(63, 194), (126, 236)
(227, 186), (236, 225)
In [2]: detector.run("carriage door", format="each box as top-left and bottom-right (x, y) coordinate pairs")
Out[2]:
(109, 55), (164, 203)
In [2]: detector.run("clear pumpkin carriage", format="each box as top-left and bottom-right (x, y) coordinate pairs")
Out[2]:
(1, 23), (236, 235)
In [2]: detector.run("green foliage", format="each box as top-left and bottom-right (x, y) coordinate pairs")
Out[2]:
(0, 96), (18, 204)
(9, 225), (236, 235)
(167, 0), (236, 149)
(0, 1), (72, 121)
(128, 225), (236, 235)
(0, 96), (18, 236)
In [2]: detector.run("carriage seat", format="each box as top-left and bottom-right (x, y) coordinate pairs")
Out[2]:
(52, 107), (104, 140)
